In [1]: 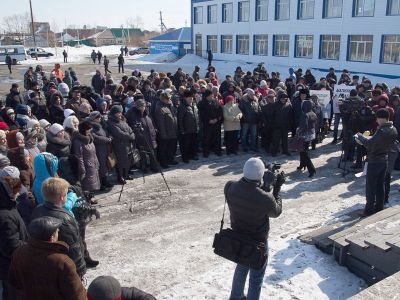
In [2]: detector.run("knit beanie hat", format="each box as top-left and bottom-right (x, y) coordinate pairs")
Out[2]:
(260, 80), (267, 87)
(23, 128), (38, 142)
(49, 123), (64, 136)
(64, 109), (75, 119)
(0, 166), (20, 179)
(0, 122), (9, 131)
(87, 276), (122, 300)
(79, 103), (92, 114)
(109, 105), (123, 115)
(39, 119), (51, 129)
(27, 119), (40, 129)
(243, 158), (265, 181)
(0, 154), (10, 169)
(225, 95), (235, 103)
(63, 115), (79, 131)
(58, 83), (70, 97)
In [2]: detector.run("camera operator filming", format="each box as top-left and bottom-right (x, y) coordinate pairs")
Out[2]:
(213, 157), (285, 300)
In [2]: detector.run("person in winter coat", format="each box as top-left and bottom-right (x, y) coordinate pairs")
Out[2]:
(97, 50), (102, 64)
(297, 100), (317, 177)
(71, 121), (100, 192)
(5, 54), (12, 74)
(87, 275), (156, 300)
(107, 105), (135, 184)
(63, 70), (73, 89)
(52, 63), (64, 81)
(30, 177), (87, 277)
(92, 70), (106, 95)
(46, 123), (71, 159)
(103, 55), (111, 74)
(49, 92), (65, 125)
(66, 86), (90, 115)
(8, 216), (86, 300)
(2, 107), (19, 130)
(304, 69), (316, 87)
(63, 114), (80, 138)
(63, 49), (68, 62)
(261, 90), (276, 153)
(223, 95), (242, 155)
(178, 90), (200, 163)
(23, 128), (40, 159)
(198, 90), (223, 157)
(239, 89), (261, 152)
(5, 83), (24, 110)
(33, 65), (44, 89)
(16, 104), (36, 129)
(27, 119), (47, 152)
(0, 176), (28, 300)
(225, 158), (283, 300)
(91, 50), (97, 64)
(126, 100), (159, 172)
(87, 111), (113, 190)
(155, 92), (178, 168)
(118, 53), (125, 73)
(310, 95), (325, 150)
(271, 93), (293, 156)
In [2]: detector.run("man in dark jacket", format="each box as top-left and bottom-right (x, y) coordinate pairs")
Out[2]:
(62, 49), (68, 63)
(178, 90), (199, 163)
(30, 177), (87, 277)
(271, 93), (293, 156)
(8, 216), (86, 300)
(198, 90), (223, 157)
(355, 108), (398, 216)
(207, 50), (213, 67)
(261, 90), (276, 153)
(91, 70), (106, 95)
(91, 50), (97, 64)
(97, 50), (102, 64)
(118, 53), (125, 73)
(0, 176), (28, 300)
(5, 83), (24, 110)
(5, 54), (12, 74)
(225, 157), (283, 300)
(88, 275), (156, 300)
(239, 89), (261, 152)
(155, 92), (178, 168)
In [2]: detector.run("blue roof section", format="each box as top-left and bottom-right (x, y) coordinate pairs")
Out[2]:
(149, 27), (191, 43)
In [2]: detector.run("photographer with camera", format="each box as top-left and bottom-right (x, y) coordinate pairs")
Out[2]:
(223, 158), (284, 300)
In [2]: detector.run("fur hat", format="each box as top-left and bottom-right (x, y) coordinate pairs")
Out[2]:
(49, 123), (64, 136)
(87, 111), (101, 121)
(260, 80), (267, 87)
(23, 128), (38, 141)
(87, 276), (122, 300)
(58, 83), (70, 98)
(243, 158), (265, 181)
(63, 116), (79, 131)
(64, 109), (75, 119)
(0, 166), (20, 179)
(135, 99), (146, 108)
(27, 119), (40, 129)
(39, 119), (51, 129)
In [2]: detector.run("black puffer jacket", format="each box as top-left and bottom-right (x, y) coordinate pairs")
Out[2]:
(271, 100), (293, 130)
(178, 101), (199, 134)
(225, 178), (282, 242)
(0, 178), (28, 280)
(358, 122), (398, 163)
(197, 98), (223, 125)
(239, 96), (261, 124)
(30, 202), (86, 277)
(46, 132), (71, 158)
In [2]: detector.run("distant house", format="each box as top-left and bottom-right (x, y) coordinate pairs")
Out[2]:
(24, 35), (51, 47)
(110, 28), (143, 45)
(86, 29), (116, 47)
(149, 27), (191, 57)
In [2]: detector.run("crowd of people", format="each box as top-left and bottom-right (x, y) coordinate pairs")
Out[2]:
(0, 56), (399, 299)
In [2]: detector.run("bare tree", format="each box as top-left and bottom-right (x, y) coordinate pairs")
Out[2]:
(1, 12), (30, 41)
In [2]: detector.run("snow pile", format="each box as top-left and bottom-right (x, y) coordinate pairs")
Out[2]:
(135, 52), (178, 63)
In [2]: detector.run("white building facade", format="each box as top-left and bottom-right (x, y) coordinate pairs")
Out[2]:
(191, 0), (400, 78)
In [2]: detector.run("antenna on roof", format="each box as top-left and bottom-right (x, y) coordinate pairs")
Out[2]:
(159, 11), (168, 33)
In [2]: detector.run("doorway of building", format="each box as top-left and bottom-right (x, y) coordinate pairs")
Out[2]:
(195, 34), (202, 57)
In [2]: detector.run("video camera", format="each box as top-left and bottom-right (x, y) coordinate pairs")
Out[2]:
(262, 162), (286, 192)
(72, 197), (100, 224)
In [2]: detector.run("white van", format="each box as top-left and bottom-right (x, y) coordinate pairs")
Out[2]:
(0, 45), (27, 64)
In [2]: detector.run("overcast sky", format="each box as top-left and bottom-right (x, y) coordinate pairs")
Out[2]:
(1, 0), (191, 32)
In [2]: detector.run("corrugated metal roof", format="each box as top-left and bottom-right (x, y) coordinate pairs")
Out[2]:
(149, 27), (191, 43)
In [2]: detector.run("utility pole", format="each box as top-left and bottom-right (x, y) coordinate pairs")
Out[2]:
(29, 0), (38, 60)
(159, 11), (167, 33)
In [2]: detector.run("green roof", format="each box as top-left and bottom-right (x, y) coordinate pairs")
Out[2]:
(110, 28), (143, 38)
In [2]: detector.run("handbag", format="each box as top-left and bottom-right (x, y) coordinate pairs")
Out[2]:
(212, 183), (268, 270)
(106, 152), (117, 169)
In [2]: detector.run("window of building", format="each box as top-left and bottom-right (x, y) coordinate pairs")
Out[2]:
(298, 0), (315, 19)
(194, 7), (203, 24)
(221, 35), (233, 53)
(382, 35), (400, 64)
(276, 0), (290, 20)
(295, 35), (313, 58)
(273, 34), (289, 56)
(238, 1), (250, 22)
(254, 35), (268, 55)
(207, 35), (218, 53)
(256, 0), (268, 21)
(348, 35), (373, 62)
(353, 0), (375, 17)
(387, 0), (400, 15)
(320, 35), (341, 60)
(323, 0), (342, 18)
(237, 35), (250, 55)
(207, 5), (217, 23)
(222, 3), (233, 23)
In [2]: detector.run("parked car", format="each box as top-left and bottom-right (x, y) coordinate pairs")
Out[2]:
(129, 47), (150, 55)
(26, 47), (54, 58)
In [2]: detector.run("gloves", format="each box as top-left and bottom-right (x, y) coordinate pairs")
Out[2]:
(274, 171), (286, 187)
(262, 170), (275, 192)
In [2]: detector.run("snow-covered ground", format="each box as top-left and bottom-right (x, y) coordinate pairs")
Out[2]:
(83, 135), (400, 299)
